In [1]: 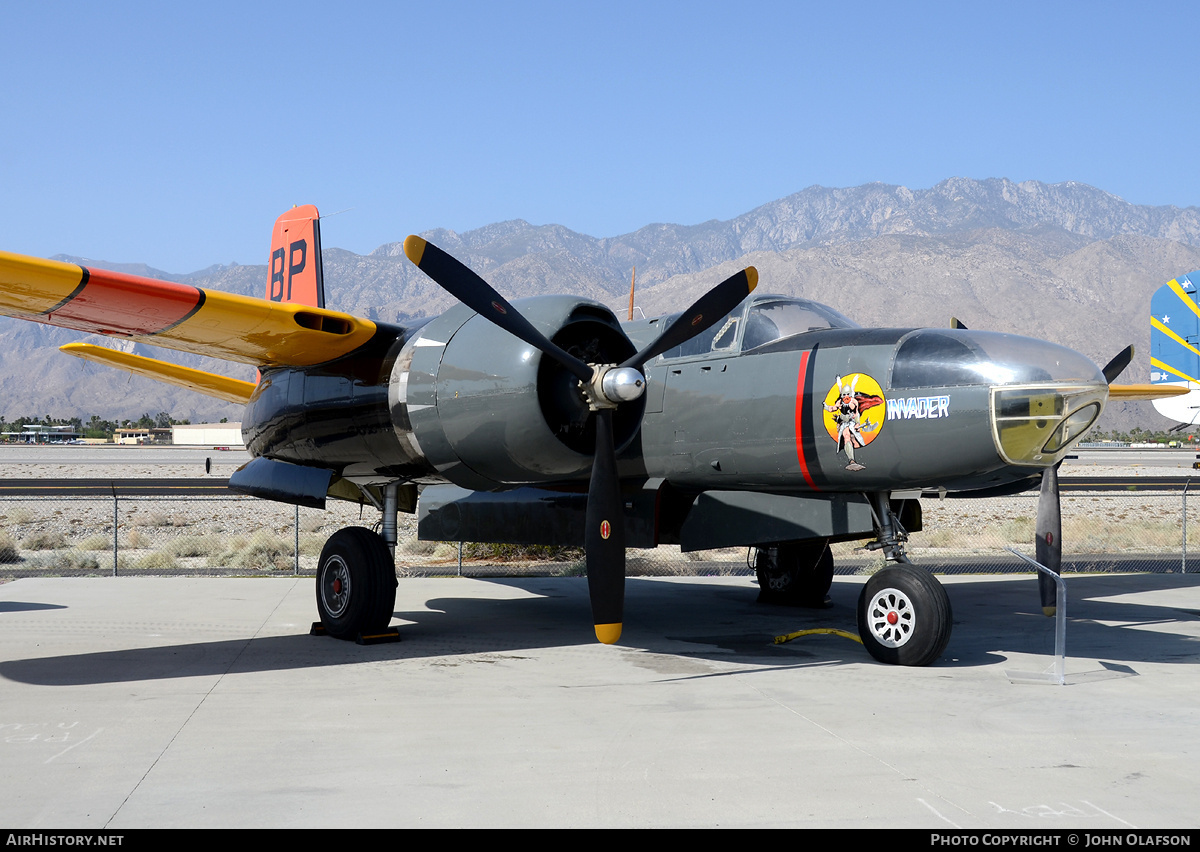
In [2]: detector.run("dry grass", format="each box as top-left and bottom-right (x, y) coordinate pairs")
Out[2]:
(0, 533), (19, 563)
(21, 531), (68, 550)
(133, 551), (179, 571)
(78, 534), (114, 551)
(208, 531), (294, 572)
(21, 551), (101, 572)
(166, 535), (221, 558)
(0, 486), (1193, 578)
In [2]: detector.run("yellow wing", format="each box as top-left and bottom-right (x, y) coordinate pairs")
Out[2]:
(1108, 384), (1190, 401)
(0, 250), (377, 367)
(59, 343), (257, 404)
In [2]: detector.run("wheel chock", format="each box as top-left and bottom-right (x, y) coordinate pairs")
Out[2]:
(356, 628), (401, 645)
(309, 622), (402, 644)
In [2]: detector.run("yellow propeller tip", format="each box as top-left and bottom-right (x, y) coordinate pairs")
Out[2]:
(1042, 606), (1057, 617)
(745, 266), (758, 292)
(594, 623), (623, 644)
(403, 235), (426, 265)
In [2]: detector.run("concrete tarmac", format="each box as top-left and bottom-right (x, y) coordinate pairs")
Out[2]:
(1, 572), (1198, 829)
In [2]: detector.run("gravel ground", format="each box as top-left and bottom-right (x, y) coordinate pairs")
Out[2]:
(1, 448), (1194, 577)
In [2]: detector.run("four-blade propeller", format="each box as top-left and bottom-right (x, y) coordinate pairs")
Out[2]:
(404, 235), (757, 643)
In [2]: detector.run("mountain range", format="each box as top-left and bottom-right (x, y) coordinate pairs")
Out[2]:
(4, 177), (1199, 433)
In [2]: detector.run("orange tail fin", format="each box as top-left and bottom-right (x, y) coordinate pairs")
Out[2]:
(267, 204), (325, 308)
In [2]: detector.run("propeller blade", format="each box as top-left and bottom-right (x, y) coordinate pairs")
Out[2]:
(404, 236), (594, 384)
(586, 408), (625, 644)
(1102, 345), (1135, 384)
(950, 317), (968, 330)
(1035, 464), (1062, 616)
(621, 267), (758, 369)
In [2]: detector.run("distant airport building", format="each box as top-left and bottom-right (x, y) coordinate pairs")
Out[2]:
(115, 427), (173, 445)
(1, 424), (80, 443)
(170, 422), (243, 447)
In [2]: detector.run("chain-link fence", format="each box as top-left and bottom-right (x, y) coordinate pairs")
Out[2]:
(0, 488), (1196, 580)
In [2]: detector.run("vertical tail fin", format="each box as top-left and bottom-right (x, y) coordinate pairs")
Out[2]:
(1150, 271), (1200, 425)
(267, 204), (325, 308)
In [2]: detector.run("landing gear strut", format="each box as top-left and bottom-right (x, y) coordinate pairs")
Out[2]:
(856, 492), (953, 666)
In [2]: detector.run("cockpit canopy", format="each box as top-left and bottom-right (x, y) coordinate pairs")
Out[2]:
(659, 295), (859, 359)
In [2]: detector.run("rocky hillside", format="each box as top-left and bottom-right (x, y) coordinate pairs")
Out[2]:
(3, 178), (1198, 431)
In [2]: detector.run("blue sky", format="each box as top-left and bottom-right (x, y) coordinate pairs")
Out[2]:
(2, 1), (1197, 273)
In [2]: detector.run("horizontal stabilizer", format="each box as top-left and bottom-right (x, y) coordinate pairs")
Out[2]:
(60, 342), (257, 404)
(0, 250), (376, 367)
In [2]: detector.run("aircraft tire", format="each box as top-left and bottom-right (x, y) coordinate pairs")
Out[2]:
(316, 527), (398, 640)
(856, 565), (952, 666)
(755, 540), (833, 607)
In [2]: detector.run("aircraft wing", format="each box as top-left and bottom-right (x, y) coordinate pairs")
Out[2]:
(0, 250), (377, 367)
(59, 343), (257, 403)
(1108, 384), (1190, 401)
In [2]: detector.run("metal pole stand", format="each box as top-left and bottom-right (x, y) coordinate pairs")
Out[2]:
(1004, 547), (1067, 686)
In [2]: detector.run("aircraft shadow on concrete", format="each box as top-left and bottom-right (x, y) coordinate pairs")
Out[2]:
(0, 601), (68, 613)
(0, 573), (1196, 686)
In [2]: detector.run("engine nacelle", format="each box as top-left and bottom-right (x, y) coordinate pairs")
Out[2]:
(391, 296), (642, 491)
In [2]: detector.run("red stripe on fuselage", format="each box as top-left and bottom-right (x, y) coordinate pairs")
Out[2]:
(794, 350), (818, 490)
(45, 267), (204, 336)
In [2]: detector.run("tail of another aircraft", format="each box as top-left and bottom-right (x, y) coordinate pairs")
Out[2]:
(267, 204), (325, 308)
(1150, 271), (1200, 426)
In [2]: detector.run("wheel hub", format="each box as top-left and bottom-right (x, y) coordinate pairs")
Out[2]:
(320, 555), (352, 619)
(866, 587), (914, 648)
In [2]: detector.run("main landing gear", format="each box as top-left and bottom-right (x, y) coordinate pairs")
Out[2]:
(754, 539), (834, 607)
(856, 493), (952, 667)
(316, 527), (398, 639)
(314, 483), (401, 641)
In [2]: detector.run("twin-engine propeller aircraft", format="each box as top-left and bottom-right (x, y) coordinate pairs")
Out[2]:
(0, 206), (1174, 665)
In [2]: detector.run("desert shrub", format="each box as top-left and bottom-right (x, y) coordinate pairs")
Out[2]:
(78, 534), (114, 551)
(0, 533), (20, 563)
(134, 551), (179, 571)
(399, 538), (437, 556)
(550, 561), (586, 577)
(142, 512), (190, 528)
(462, 542), (584, 562)
(122, 529), (149, 549)
(23, 552), (101, 572)
(298, 534), (325, 557)
(22, 531), (68, 550)
(998, 516), (1035, 543)
(209, 531), (293, 571)
(167, 536), (220, 558)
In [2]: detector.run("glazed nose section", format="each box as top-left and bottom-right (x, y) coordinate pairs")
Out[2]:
(986, 338), (1108, 467)
(991, 385), (1106, 465)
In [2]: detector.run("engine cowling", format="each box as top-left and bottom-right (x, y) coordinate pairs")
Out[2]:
(391, 296), (642, 491)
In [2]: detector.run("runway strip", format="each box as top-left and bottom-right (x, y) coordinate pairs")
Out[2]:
(0, 478), (234, 496)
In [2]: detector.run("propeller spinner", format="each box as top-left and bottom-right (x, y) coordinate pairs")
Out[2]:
(404, 235), (757, 643)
